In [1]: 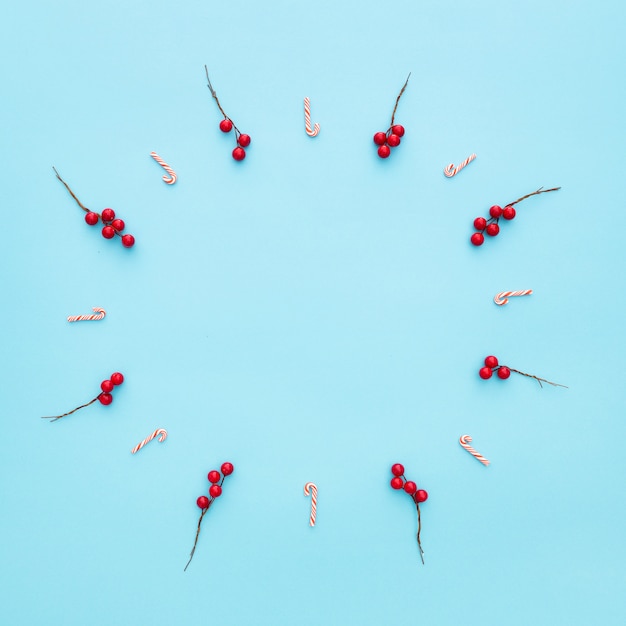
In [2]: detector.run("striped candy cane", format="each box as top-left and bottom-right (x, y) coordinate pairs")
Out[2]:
(67, 307), (106, 322)
(303, 98), (320, 137)
(443, 153), (476, 178)
(150, 152), (177, 184)
(131, 428), (168, 454)
(459, 435), (490, 466)
(494, 289), (533, 306)
(303, 482), (318, 526)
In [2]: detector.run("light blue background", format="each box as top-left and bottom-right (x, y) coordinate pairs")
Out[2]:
(1, 1), (625, 624)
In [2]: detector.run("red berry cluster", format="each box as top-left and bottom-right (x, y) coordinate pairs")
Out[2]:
(373, 73), (410, 159)
(42, 371), (124, 422)
(479, 356), (566, 388)
(390, 463), (428, 563)
(205, 66), (251, 161)
(185, 461), (234, 571)
(53, 168), (135, 248)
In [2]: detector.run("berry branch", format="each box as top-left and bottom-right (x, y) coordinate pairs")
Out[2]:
(373, 73), (411, 159)
(479, 356), (567, 388)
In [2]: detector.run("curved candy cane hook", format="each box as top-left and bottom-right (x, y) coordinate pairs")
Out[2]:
(303, 482), (318, 526)
(131, 428), (168, 454)
(459, 435), (490, 466)
(303, 98), (320, 137)
(150, 152), (177, 184)
(443, 153), (476, 178)
(494, 290), (533, 306)
(67, 307), (106, 322)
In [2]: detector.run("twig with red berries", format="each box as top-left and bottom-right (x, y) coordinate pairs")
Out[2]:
(185, 461), (234, 571)
(41, 372), (124, 422)
(390, 463), (428, 564)
(373, 73), (410, 159)
(470, 186), (561, 246)
(479, 356), (567, 388)
(53, 168), (136, 248)
(205, 66), (251, 162)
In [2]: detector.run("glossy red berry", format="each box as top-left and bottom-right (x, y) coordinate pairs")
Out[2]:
(110, 372), (124, 386)
(232, 147), (246, 161)
(221, 462), (234, 476)
(373, 132), (387, 146)
(502, 206), (516, 220)
(121, 234), (135, 248)
(101, 208), (115, 222)
(102, 225), (115, 239)
(497, 366), (511, 379)
(377, 145), (391, 159)
(207, 470), (221, 484)
(390, 477), (404, 490)
(98, 392), (113, 405)
(238, 134), (251, 147)
(219, 119), (233, 132)
(484, 355), (499, 369)
(415, 489), (428, 503)
(101, 379), (114, 393)
(197, 496), (210, 509)
(209, 485), (222, 498)
(85, 212), (99, 226)
(403, 481), (417, 495)
(473, 217), (487, 231)
(486, 223), (500, 237)
(391, 463), (405, 477)
(479, 366), (493, 380)
(387, 134), (401, 147)
(489, 205), (503, 218)
(111, 219), (125, 232)
(391, 124), (405, 137)
(470, 232), (485, 246)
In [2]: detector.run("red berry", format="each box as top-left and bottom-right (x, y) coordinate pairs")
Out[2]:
(486, 223), (500, 236)
(484, 355), (499, 368)
(373, 132), (387, 146)
(497, 366), (511, 379)
(197, 496), (209, 509)
(391, 124), (405, 137)
(219, 119), (233, 133)
(502, 206), (516, 220)
(387, 134), (401, 147)
(111, 219), (125, 232)
(390, 477), (404, 490)
(377, 145), (391, 159)
(489, 205), (502, 218)
(415, 489), (428, 503)
(207, 470), (221, 483)
(101, 208), (115, 222)
(473, 217), (487, 231)
(470, 232), (484, 246)
(121, 234), (135, 248)
(110, 372), (124, 386)
(391, 463), (404, 477)
(102, 225), (115, 239)
(232, 147), (246, 161)
(209, 484), (222, 498)
(98, 392), (113, 405)
(479, 366), (493, 380)
(403, 481), (417, 495)
(85, 212), (99, 226)
(101, 379), (114, 393)
(238, 134), (251, 147)
(221, 462), (234, 476)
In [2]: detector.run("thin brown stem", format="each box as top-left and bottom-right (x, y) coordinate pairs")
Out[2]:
(415, 501), (424, 564)
(390, 73), (411, 127)
(505, 366), (567, 389)
(53, 167), (90, 213)
(204, 66), (242, 137)
(184, 507), (208, 571)
(41, 395), (100, 422)
(508, 186), (561, 207)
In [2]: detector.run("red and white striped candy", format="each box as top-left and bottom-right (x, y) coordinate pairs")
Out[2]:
(303, 98), (320, 137)
(494, 289), (533, 306)
(131, 428), (168, 454)
(150, 152), (177, 184)
(443, 153), (476, 178)
(304, 482), (318, 526)
(67, 307), (106, 322)
(459, 435), (490, 466)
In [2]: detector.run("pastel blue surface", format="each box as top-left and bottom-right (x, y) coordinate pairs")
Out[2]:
(2, 1), (625, 624)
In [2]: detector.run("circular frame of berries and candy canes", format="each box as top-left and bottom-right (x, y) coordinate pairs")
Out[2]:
(53, 168), (135, 248)
(185, 461), (234, 571)
(41, 372), (124, 422)
(470, 186), (561, 246)
(478, 355), (567, 388)
(389, 463), (428, 563)
(205, 66), (251, 162)
(373, 73), (411, 159)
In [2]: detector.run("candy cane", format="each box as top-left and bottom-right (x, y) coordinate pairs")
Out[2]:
(131, 428), (168, 454)
(150, 152), (177, 184)
(303, 98), (320, 137)
(494, 289), (533, 306)
(67, 307), (106, 322)
(303, 482), (318, 526)
(443, 153), (476, 178)
(459, 435), (490, 466)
